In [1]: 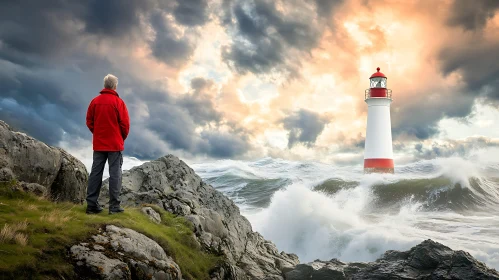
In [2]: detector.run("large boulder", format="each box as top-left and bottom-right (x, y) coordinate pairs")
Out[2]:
(284, 240), (499, 280)
(0, 120), (87, 203)
(71, 225), (181, 280)
(50, 148), (87, 203)
(99, 155), (299, 279)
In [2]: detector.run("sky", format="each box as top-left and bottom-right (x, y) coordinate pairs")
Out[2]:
(1, 0), (499, 165)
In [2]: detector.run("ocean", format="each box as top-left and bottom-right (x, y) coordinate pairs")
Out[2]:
(191, 155), (499, 270)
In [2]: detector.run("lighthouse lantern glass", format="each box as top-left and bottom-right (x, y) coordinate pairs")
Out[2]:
(370, 77), (387, 88)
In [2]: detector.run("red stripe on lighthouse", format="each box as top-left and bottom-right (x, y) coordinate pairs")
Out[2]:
(364, 158), (394, 168)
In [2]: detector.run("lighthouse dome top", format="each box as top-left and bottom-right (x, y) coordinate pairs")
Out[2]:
(370, 67), (386, 78)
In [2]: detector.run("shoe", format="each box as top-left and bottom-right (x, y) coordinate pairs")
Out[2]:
(109, 207), (125, 215)
(86, 206), (103, 214)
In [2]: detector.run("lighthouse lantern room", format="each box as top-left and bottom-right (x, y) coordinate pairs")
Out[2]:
(363, 67), (394, 173)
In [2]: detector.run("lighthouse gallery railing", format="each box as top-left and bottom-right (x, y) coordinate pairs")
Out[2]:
(365, 89), (392, 100)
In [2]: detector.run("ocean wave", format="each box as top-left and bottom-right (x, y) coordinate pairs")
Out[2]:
(192, 154), (499, 270)
(314, 176), (499, 212)
(193, 156), (499, 212)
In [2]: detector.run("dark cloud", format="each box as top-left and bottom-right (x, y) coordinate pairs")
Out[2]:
(127, 79), (250, 159)
(391, 32), (499, 141)
(147, 104), (198, 151)
(150, 11), (197, 66)
(173, 0), (209, 26)
(439, 42), (499, 102)
(282, 109), (330, 148)
(0, 0), (230, 160)
(414, 143), (423, 153)
(221, 0), (326, 76)
(198, 131), (251, 158)
(0, 98), (64, 145)
(83, 0), (154, 35)
(447, 0), (499, 31)
(315, 0), (343, 18)
(0, 0), (157, 65)
(413, 137), (499, 160)
(394, 124), (439, 140)
(0, 0), (199, 68)
(388, 86), (476, 140)
(0, 44), (248, 160)
(0, 1), (84, 65)
(0, 58), (109, 145)
(124, 131), (169, 160)
(177, 78), (222, 125)
(438, 0), (499, 105)
(190, 77), (210, 89)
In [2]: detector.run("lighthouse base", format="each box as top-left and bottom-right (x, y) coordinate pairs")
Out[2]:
(364, 167), (394, 174)
(364, 158), (394, 174)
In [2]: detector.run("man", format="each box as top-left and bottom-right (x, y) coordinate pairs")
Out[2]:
(85, 74), (130, 215)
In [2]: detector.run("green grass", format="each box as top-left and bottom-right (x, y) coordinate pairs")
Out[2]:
(0, 181), (220, 279)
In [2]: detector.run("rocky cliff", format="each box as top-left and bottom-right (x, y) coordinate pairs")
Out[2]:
(0, 120), (87, 203)
(98, 155), (299, 279)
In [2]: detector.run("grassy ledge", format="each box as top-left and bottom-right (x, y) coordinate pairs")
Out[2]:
(0, 181), (220, 280)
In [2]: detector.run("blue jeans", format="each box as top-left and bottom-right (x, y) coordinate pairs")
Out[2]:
(86, 151), (123, 210)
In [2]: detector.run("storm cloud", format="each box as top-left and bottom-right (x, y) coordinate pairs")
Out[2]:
(438, 0), (499, 105)
(282, 109), (330, 148)
(173, 0), (210, 26)
(447, 0), (499, 31)
(150, 10), (198, 66)
(413, 137), (499, 160)
(0, 0), (251, 160)
(221, 0), (335, 77)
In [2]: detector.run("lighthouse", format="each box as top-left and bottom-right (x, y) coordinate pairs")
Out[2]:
(363, 67), (394, 173)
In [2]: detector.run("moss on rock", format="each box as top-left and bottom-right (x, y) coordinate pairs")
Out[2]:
(0, 181), (219, 279)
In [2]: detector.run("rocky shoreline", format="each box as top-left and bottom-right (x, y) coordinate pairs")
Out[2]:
(1, 119), (498, 279)
(283, 239), (499, 279)
(97, 154), (299, 279)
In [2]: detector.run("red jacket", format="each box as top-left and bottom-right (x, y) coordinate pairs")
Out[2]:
(86, 89), (130, 151)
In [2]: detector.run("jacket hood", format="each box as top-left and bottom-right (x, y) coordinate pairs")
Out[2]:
(100, 88), (119, 96)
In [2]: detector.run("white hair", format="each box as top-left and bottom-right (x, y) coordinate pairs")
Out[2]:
(103, 74), (118, 89)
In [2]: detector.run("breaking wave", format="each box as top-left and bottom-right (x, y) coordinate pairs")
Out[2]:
(192, 153), (499, 270)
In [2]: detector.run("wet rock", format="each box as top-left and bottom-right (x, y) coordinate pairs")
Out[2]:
(70, 225), (181, 280)
(284, 240), (499, 280)
(141, 207), (161, 224)
(99, 155), (299, 279)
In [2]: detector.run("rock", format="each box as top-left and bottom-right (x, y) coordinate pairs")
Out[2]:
(0, 120), (62, 187)
(71, 245), (131, 280)
(0, 167), (15, 181)
(99, 155), (299, 279)
(19, 182), (47, 196)
(50, 148), (87, 203)
(141, 207), (162, 224)
(70, 225), (182, 280)
(0, 120), (87, 203)
(284, 240), (499, 280)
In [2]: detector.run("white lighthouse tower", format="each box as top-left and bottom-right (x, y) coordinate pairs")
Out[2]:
(364, 67), (394, 173)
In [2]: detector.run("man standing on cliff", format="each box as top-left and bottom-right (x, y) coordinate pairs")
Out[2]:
(85, 74), (130, 215)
